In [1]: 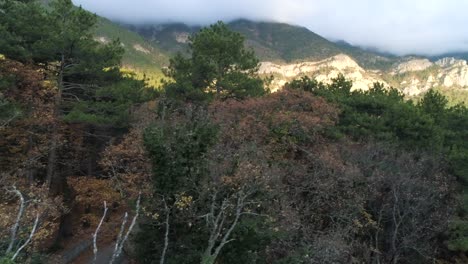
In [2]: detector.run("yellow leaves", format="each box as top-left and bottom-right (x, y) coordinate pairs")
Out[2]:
(361, 210), (377, 227)
(353, 208), (378, 231)
(142, 206), (160, 220)
(0, 54), (5, 60)
(99, 126), (152, 197)
(119, 67), (137, 77)
(68, 177), (120, 204)
(353, 219), (364, 229)
(0, 182), (65, 251)
(174, 193), (193, 210)
(151, 212), (160, 220)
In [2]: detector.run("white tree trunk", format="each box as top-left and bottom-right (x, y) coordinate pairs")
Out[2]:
(11, 213), (40, 261)
(6, 187), (25, 254)
(110, 193), (141, 264)
(93, 201), (108, 264)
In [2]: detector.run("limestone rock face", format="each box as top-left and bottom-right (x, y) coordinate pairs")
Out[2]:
(393, 57), (468, 94)
(260, 54), (385, 92)
(95, 36), (110, 44)
(396, 59), (433, 74)
(260, 55), (468, 96)
(174, 32), (190, 43)
(133, 44), (151, 54)
(436, 57), (467, 67)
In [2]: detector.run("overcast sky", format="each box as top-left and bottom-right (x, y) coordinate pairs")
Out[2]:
(73, 0), (468, 56)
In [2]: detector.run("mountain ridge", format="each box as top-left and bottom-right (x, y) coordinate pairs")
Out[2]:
(55, 6), (467, 103)
(126, 19), (400, 70)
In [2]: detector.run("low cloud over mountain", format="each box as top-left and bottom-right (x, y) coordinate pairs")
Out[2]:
(73, 0), (468, 56)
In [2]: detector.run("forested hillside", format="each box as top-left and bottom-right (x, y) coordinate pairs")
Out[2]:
(1, 1), (468, 264)
(94, 17), (169, 85)
(129, 19), (396, 70)
(40, 0), (169, 85)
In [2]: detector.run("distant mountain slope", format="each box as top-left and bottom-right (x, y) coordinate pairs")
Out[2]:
(128, 19), (398, 70)
(40, 0), (169, 84)
(95, 17), (169, 82)
(334, 40), (397, 70)
(260, 53), (468, 105)
(126, 23), (200, 55)
(430, 52), (468, 62)
(229, 19), (342, 63)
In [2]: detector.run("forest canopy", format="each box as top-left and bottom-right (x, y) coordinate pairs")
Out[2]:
(0, 1), (468, 263)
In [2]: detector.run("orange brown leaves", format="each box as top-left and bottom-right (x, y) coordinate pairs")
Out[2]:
(209, 89), (339, 158)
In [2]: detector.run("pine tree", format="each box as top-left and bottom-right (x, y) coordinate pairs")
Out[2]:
(164, 21), (266, 102)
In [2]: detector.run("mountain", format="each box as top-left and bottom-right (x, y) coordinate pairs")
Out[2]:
(52, 10), (465, 103)
(334, 40), (398, 70)
(128, 19), (397, 70)
(124, 19), (468, 103)
(430, 51), (468, 62)
(125, 23), (200, 55)
(228, 19), (342, 63)
(39, 0), (169, 84)
(94, 18), (169, 84)
(260, 54), (468, 105)
(259, 54), (385, 92)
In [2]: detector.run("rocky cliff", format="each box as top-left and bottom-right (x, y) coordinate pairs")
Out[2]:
(260, 54), (385, 92)
(260, 54), (468, 98)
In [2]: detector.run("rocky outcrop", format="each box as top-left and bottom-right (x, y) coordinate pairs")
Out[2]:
(133, 44), (151, 54)
(391, 57), (468, 95)
(395, 59), (433, 74)
(260, 55), (468, 96)
(436, 57), (467, 67)
(95, 36), (110, 44)
(174, 32), (190, 43)
(260, 54), (385, 92)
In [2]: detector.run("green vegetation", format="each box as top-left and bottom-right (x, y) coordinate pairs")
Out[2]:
(335, 40), (397, 70)
(95, 17), (169, 85)
(229, 19), (342, 62)
(163, 22), (267, 102)
(131, 23), (199, 56)
(382, 65), (442, 88)
(287, 75), (468, 256)
(434, 86), (468, 106)
(1, 2), (468, 264)
(0, 1), (154, 261)
(131, 19), (400, 70)
(38, 0), (169, 86)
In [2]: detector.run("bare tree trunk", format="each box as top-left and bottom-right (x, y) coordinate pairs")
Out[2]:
(6, 187), (25, 254)
(11, 213), (40, 261)
(110, 194), (141, 264)
(93, 201), (108, 264)
(201, 189), (254, 264)
(86, 126), (97, 176)
(46, 54), (64, 194)
(46, 124), (58, 190)
(160, 198), (170, 264)
(26, 134), (37, 183)
(391, 188), (402, 264)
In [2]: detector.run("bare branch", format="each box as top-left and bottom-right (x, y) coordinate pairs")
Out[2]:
(6, 186), (25, 254)
(11, 213), (40, 261)
(110, 193), (141, 264)
(92, 201), (108, 264)
(160, 197), (170, 264)
(62, 92), (82, 102)
(110, 213), (128, 264)
(201, 188), (258, 264)
(0, 110), (20, 129)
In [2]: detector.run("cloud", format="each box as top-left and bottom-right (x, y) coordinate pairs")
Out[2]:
(72, 0), (468, 56)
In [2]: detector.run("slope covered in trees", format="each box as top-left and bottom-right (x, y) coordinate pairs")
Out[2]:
(1, 3), (468, 264)
(1, 1), (153, 262)
(129, 19), (397, 70)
